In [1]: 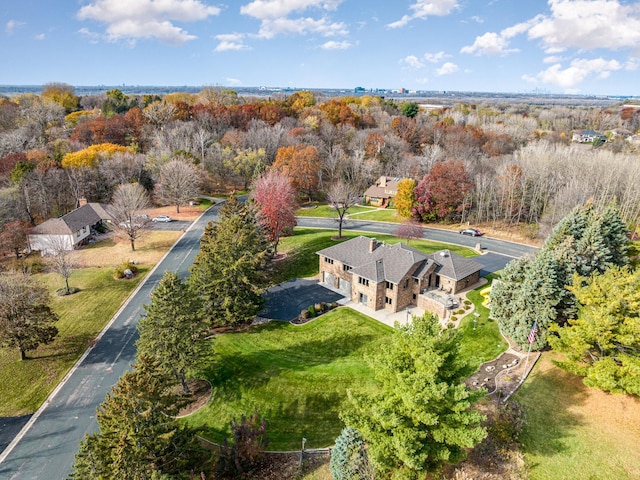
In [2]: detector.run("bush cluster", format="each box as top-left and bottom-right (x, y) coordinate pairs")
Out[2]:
(113, 261), (138, 279)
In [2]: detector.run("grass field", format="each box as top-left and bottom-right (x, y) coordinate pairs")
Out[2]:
(183, 308), (393, 450)
(0, 267), (148, 415)
(516, 352), (640, 480)
(272, 228), (478, 285)
(295, 205), (375, 218)
(349, 208), (402, 223)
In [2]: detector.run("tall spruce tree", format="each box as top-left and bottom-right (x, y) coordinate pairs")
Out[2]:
(189, 198), (271, 326)
(341, 313), (486, 478)
(137, 271), (208, 393)
(330, 427), (373, 480)
(71, 355), (203, 479)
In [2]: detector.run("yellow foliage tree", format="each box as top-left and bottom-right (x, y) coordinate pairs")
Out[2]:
(394, 178), (416, 218)
(62, 143), (132, 169)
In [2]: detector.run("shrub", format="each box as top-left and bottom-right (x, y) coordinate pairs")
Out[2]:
(320, 301), (327, 312)
(330, 302), (338, 309)
(464, 300), (472, 307)
(114, 261), (138, 279)
(308, 304), (316, 318)
(330, 427), (373, 480)
(450, 315), (458, 322)
(300, 310), (310, 320)
(216, 412), (268, 478)
(455, 308), (465, 315)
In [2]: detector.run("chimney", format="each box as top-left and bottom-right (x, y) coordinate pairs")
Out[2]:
(79, 197), (88, 206)
(369, 238), (377, 252)
(379, 176), (387, 187)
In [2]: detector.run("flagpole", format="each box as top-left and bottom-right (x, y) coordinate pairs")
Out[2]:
(518, 339), (533, 387)
(519, 321), (537, 387)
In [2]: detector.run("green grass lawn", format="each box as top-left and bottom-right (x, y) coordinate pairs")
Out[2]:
(183, 308), (393, 450)
(457, 275), (508, 374)
(272, 228), (478, 285)
(349, 208), (402, 223)
(0, 267), (148, 416)
(516, 352), (640, 480)
(295, 204), (375, 218)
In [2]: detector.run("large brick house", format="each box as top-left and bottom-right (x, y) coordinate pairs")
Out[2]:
(317, 236), (482, 317)
(363, 176), (403, 207)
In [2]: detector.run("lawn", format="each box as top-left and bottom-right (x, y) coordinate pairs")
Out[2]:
(516, 352), (640, 480)
(457, 274), (508, 374)
(349, 208), (402, 223)
(0, 266), (148, 415)
(295, 204), (375, 218)
(183, 308), (393, 450)
(272, 228), (478, 285)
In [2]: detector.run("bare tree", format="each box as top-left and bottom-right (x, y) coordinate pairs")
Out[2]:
(327, 181), (361, 239)
(47, 236), (76, 295)
(155, 159), (200, 213)
(110, 183), (150, 251)
(394, 218), (424, 245)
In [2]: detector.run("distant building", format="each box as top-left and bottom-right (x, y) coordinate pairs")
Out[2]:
(572, 129), (607, 143)
(363, 176), (403, 208)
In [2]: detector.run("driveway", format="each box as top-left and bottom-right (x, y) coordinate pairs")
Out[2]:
(261, 279), (346, 321)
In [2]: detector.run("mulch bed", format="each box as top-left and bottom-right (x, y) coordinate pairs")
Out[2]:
(466, 352), (521, 394)
(174, 379), (212, 417)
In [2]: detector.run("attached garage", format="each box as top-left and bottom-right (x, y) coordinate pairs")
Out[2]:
(338, 278), (351, 295)
(323, 272), (335, 288)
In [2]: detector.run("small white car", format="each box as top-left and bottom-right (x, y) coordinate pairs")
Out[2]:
(152, 215), (172, 223)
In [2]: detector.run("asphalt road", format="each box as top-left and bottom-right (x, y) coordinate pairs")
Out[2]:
(0, 205), (221, 480)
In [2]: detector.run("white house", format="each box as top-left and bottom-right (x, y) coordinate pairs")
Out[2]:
(28, 203), (114, 255)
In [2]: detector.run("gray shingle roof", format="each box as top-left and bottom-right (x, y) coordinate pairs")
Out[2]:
(30, 203), (113, 235)
(318, 236), (482, 284)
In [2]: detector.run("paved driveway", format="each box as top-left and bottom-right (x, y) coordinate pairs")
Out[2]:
(261, 279), (346, 321)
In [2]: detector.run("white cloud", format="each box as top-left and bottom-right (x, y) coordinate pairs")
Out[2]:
(215, 38), (251, 51)
(543, 55), (563, 63)
(256, 16), (347, 39)
(226, 77), (242, 86)
(387, 0), (458, 28)
(240, 0), (343, 19)
(401, 55), (425, 69)
(35, 33), (45, 40)
(5, 19), (25, 35)
(523, 57), (622, 89)
(423, 51), (450, 63)
(77, 0), (220, 44)
(320, 40), (353, 50)
(460, 31), (519, 56)
(436, 62), (459, 75)
(470, 15), (484, 24)
(78, 27), (101, 44)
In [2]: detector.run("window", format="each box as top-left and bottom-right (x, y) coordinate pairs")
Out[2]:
(386, 281), (394, 290)
(324, 257), (334, 264)
(414, 278), (419, 285)
(343, 264), (352, 272)
(385, 297), (392, 305)
(412, 294), (417, 300)
(404, 279), (409, 289)
(358, 277), (369, 287)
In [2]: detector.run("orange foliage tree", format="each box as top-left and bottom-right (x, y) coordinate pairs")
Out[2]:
(273, 145), (320, 200)
(62, 143), (133, 169)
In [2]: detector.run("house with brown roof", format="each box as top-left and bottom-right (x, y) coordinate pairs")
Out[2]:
(363, 176), (403, 208)
(317, 236), (482, 318)
(28, 203), (114, 255)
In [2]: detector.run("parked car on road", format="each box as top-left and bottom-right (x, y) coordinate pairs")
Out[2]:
(152, 215), (172, 223)
(459, 228), (483, 236)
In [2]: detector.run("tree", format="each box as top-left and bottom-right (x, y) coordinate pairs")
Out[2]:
(250, 169), (297, 255)
(41, 82), (79, 113)
(224, 148), (266, 190)
(47, 236), (77, 295)
(0, 271), (58, 360)
(413, 161), (475, 221)
(155, 159), (200, 213)
(0, 219), (30, 258)
(137, 271), (208, 394)
(400, 101), (419, 118)
(189, 201), (271, 326)
(341, 313), (486, 478)
(330, 427), (374, 480)
(394, 178), (416, 218)
(549, 266), (640, 396)
(62, 143), (133, 169)
(394, 218), (423, 245)
(71, 355), (203, 479)
(273, 145), (320, 200)
(110, 183), (150, 251)
(216, 412), (268, 478)
(327, 181), (360, 239)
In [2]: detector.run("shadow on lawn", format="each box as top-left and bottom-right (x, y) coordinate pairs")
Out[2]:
(517, 364), (589, 458)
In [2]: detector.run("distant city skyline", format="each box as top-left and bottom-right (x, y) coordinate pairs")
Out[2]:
(2, 1), (640, 96)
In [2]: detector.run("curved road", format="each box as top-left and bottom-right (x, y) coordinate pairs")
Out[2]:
(0, 211), (537, 479)
(0, 204), (222, 480)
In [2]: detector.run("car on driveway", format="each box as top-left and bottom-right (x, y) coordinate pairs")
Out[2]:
(152, 215), (172, 223)
(459, 228), (483, 236)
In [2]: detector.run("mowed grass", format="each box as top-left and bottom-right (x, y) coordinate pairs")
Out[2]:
(458, 275), (508, 373)
(184, 308), (393, 450)
(0, 267), (148, 415)
(273, 228), (478, 284)
(295, 204), (375, 218)
(515, 352), (640, 480)
(350, 208), (402, 223)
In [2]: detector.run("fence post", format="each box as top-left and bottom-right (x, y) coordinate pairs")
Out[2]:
(298, 437), (307, 472)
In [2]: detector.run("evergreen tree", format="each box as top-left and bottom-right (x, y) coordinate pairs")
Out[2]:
(341, 313), (486, 478)
(189, 200), (271, 326)
(549, 266), (640, 396)
(137, 271), (208, 393)
(330, 427), (373, 480)
(71, 355), (204, 479)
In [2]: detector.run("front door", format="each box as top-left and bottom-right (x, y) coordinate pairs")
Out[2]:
(359, 293), (368, 305)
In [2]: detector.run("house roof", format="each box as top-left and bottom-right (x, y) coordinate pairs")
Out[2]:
(30, 203), (113, 235)
(317, 236), (482, 284)
(363, 176), (402, 199)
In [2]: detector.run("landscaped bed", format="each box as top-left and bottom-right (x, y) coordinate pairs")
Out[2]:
(183, 307), (393, 450)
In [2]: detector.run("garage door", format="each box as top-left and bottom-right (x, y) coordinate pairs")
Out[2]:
(323, 272), (335, 288)
(338, 278), (351, 295)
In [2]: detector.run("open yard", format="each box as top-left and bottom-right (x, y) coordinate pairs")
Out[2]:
(183, 308), (393, 450)
(516, 352), (640, 480)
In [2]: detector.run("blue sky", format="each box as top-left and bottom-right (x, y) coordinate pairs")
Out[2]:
(2, 0), (640, 95)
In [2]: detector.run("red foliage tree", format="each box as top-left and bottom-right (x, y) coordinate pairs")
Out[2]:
(394, 218), (424, 245)
(250, 169), (297, 255)
(0, 220), (31, 259)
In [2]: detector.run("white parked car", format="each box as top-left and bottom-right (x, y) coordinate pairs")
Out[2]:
(152, 215), (172, 223)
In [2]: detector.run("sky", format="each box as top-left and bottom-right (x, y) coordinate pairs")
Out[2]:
(2, 0), (640, 95)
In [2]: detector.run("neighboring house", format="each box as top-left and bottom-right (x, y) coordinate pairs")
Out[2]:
(317, 236), (482, 318)
(572, 129), (607, 143)
(28, 203), (114, 255)
(363, 176), (402, 208)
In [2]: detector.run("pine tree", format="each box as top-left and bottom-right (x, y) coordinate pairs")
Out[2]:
(330, 427), (373, 480)
(71, 355), (204, 479)
(137, 271), (208, 393)
(189, 201), (271, 326)
(341, 313), (486, 478)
